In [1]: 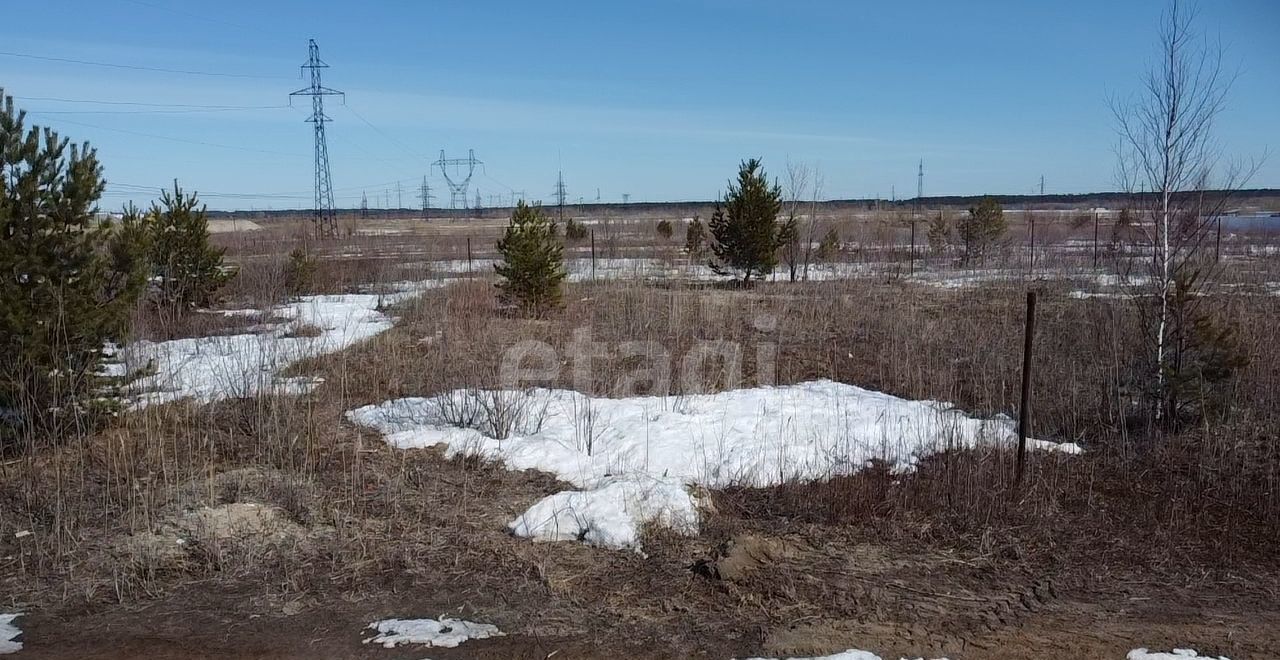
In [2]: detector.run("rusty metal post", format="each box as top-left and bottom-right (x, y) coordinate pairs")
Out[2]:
(1093, 211), (1099, 270)
(1015, 290), (1037, 489)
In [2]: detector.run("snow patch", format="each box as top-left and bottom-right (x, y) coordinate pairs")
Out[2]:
(363, 617), (503, 649)
(1127, 649), (1231, 660)
(116, 282), (437, 408)
(0, 614), (21, 654)
(510, 474), (702, 549)
(348, 381), (1080, 551)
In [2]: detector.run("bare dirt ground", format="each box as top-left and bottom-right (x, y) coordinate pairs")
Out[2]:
(12, 438), (1279, 660)
(9, 379), (1276, 659)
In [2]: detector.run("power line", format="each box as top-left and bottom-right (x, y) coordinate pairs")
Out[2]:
(16, 95), (285, 109)
(341, 104), (426, 162)
(0, 50), (288, 80)
(22, 105), (288, 115)
(25, 114), (305, 157)
(104, 176), (427, 201)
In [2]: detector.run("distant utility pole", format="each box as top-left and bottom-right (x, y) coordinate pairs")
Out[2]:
(418, 176), (433, 221)
(914, 159), (924, 219)
(912, 159), (923, 275)
(289, 38), (344, 238)
(554, 171), (567, 222)
(360, 191), (368, 220)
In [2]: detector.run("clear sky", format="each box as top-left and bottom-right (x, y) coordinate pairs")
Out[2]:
(2, 1), (1277, 211)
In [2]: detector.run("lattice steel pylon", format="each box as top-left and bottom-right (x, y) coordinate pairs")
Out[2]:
(290, 39), (344, 238)
(434, 149), (481, 209)
(418, 176), (433, 221)
(553, 170), (567, 222)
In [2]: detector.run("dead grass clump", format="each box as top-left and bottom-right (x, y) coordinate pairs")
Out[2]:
(107, 500), (331, 600)
(128, 306), (285, 342)
(281, 323), (324, 339)
(713, 439), (1279, 575)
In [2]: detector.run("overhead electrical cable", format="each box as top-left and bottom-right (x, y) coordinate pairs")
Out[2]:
(0, 50), (290, 80)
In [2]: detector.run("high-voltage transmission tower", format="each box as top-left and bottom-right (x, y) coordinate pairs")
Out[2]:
(915, 159), (924, 217)
(290, 39), (344, 238)
(553, 171), (567, 222)
(360, 191), (369, 219)
(434, 149), (481, 209)
(419, 176), (433, 221)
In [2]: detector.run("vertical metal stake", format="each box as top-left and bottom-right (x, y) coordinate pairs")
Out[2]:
(909, 220), (916, 276)
(1029, 212), (1036, 276)
(1216, 216), (1222, 263)
(1093, 211), (1099, 270)
(1015, 290), (1037, 490)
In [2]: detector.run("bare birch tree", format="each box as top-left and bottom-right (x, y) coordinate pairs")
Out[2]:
(780, 160), (810, 282)
(1111, 1), (1261, 427)
(802, 169), (825, 280)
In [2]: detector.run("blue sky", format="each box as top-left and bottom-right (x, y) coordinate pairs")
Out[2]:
(2, 1), (1277, 210)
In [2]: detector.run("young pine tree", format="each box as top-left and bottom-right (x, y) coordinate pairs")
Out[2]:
(957, 196), (1006, 265)
(708, 159), (785, 284)
(816, 227), (841, 261)
(494, 201), (567, 314)
(926, 211), (951, 255)
(684, 216), (706, 257)
(0, 90), (148, 448)
(148, 181), (229, 310)
(563, 217), (589, 242)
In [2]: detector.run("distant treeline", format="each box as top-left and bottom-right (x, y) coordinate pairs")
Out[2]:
(205, 188), (1280, 219)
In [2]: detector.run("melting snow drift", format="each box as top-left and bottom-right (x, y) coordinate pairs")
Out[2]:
(363, 617), (503, 648)
(0, 614), (21, 654)
(348, 381), (1080, 551)
(117, 284), (433, 408)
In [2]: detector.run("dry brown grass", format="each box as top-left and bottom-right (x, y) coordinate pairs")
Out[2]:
(2, 210), (1279, 657)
